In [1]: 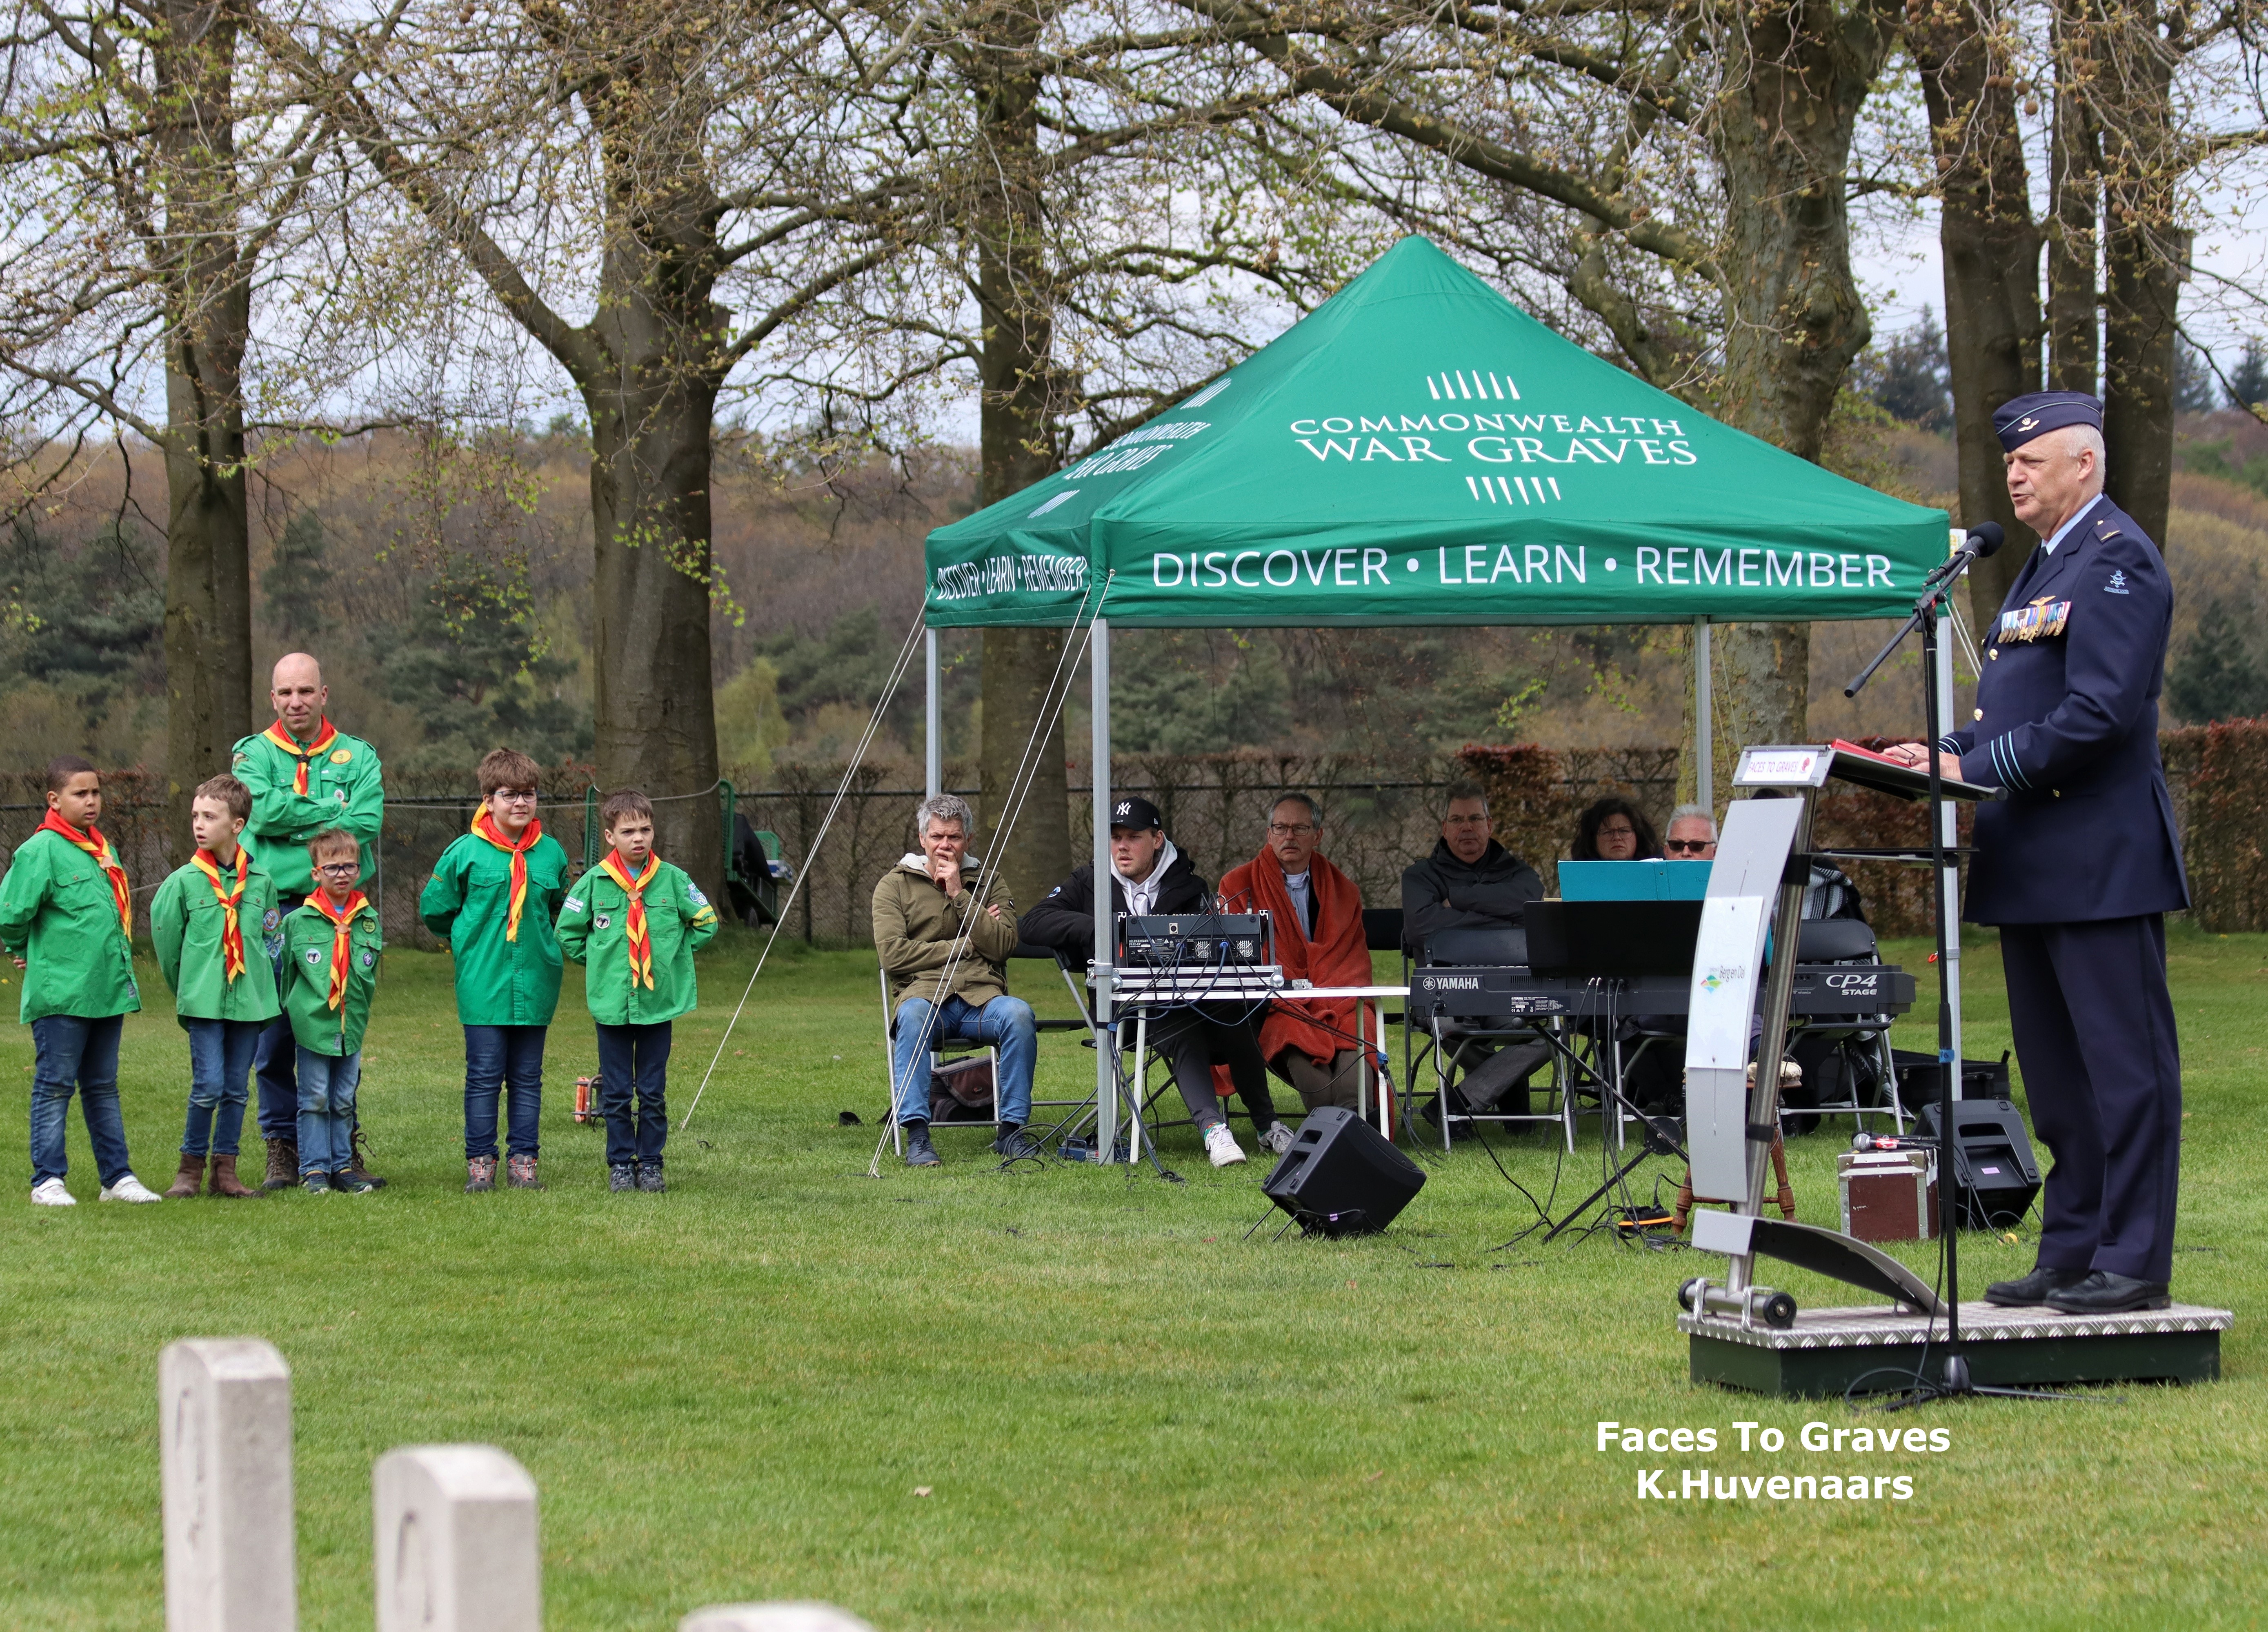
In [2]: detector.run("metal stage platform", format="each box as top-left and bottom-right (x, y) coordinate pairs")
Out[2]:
(1682, 1300), (2232, 1398)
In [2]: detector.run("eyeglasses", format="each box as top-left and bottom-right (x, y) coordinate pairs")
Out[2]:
(315, 861), (359, 876)
(1665, 838), (1712, 854)
(1596, 823), (1635, 839)
(495, 789), (539, 803)
(1267, 822), (1317, 836)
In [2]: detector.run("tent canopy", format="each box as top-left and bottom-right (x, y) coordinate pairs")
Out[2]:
(924, 236), (1950, 630)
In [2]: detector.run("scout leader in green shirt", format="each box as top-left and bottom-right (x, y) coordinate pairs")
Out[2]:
(0, 766), (141, 1025)
(418, 762), (570, 1027)
(151, 789), (284, 1028)
(281, 849), (385, 1057)
(231, 654), (385, 899)
(556, 806), (720, 1025)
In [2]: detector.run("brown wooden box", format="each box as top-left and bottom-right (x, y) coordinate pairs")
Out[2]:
(1837, 1148), (1939, 1241)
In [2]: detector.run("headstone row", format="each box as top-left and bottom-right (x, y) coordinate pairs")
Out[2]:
(159, 1338), (871, 1631)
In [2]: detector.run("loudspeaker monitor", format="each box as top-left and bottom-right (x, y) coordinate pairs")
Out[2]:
(1261, 1107), (1426, 1236)
(1914, 1099), (2042, 1229)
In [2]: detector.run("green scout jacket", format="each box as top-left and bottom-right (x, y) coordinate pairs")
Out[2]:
(280, 898), (384, 1056)
(419, 829), (569, 1026)
(229, 724), (385, 896)
(0, 828), (142, 1023)
(150, 855), (284, 1025)
(556, 858), (719, 1026)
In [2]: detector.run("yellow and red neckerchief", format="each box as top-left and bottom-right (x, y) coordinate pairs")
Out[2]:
(190, 847), (249, 981)
(469, 808), (543, 941)
(261, 716), (340, 795)
(308, 889), (371, 1010)
(39, 810), (131, 940)
(598, 850), (659, 989)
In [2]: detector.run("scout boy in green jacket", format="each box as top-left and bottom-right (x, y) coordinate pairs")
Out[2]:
(280, 829), (384, 1194)
(150, 774), (283, 1199)
(419, 747), (569, 1194)
(556, 789), (718, 1193)
(0, 756), (160, 1206)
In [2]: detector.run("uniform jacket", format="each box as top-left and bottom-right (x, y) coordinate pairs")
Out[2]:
(1939, 494), (2190, 925)
(0, 827), (142, 1023)
(556, 857), (719, 1026)
(1399, 838), (1544, 957)
(230, 724), (385, 897)
(419, 828), (570, 1026)
(1019, 847), (1211, 961)
(872, 854), (1018, 1009)
(151, 855), (284, 1025)
(280, 897), (384, 1056)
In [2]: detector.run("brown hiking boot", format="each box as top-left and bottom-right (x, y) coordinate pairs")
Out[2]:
(465, 1156), (498, 1193)
(341, 1123), (387, 1190)
(262, 1138), (298, 1191)
(208, 1154), (259, 1198)
(505, 1154), (543, 1190)
(163, 1155), (205, 1200)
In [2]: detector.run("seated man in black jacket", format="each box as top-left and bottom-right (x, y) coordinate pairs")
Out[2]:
(1401, 780), (1550, 1123)
(1020, 796), (1288, 1166)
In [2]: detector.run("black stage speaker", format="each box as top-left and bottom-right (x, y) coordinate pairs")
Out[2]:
(1261, 1107), (1426, 1236)
(1914, 1099), (2042, 1229)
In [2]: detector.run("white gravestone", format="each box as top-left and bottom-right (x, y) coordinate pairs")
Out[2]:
(160, 1337), (297, 1632)
(373, 1446), (541, 1632)
(682, 1608), (878, 1632)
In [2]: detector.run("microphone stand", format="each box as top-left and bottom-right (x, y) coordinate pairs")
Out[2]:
(1847, 549), (2067, 1406)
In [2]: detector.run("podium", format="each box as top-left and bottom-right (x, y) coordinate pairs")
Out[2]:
(1675, 743), (2230, 1396)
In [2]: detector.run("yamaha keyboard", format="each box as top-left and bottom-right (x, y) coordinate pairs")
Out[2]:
(1409, 963), (1916, 1020)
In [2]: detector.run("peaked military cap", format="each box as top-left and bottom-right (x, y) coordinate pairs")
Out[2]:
(1993, 391), (2104, 453)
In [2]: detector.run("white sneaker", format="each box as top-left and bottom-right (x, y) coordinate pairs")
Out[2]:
(29, 1178), (75, 1207)
(1257, 1122), (1296, 1156)
(98, 1174), (163, 1203)
(1204, 1124), (1248, 1167)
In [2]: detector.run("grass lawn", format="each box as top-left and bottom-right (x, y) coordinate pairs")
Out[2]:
(0, 925), (2262, 1630)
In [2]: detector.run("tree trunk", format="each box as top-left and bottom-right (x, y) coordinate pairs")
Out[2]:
(1704, 0), (1895, 776)
(2098, 7), (2181, 547)
(153, 0), (254, 857)
(969, 26), (1071, 915)
(1908, 0), (2043, 623)
(2047, 5), (2101, 398)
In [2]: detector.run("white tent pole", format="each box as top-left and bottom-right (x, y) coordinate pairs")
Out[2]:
(1091, 616), (1117, 1158)
(1694, 616), (1713, 815)
(924, 627), (941, 801)
(1933, 618), (1963, 1094)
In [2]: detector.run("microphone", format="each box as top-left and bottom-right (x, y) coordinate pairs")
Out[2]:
(1959, 522), (2006, 559)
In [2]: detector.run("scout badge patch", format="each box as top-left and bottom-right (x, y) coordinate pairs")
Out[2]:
(1997, 597), (2070, 644)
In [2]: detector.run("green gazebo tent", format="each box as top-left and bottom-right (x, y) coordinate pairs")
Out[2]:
(915, 236), (1955, 1153)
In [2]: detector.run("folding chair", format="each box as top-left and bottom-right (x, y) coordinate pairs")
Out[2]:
(1779, 918), (1907, 1137)
(875, 967), (997, 1156)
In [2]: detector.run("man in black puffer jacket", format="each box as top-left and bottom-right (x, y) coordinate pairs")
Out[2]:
(1021, 796), (1287, 1166)
(1401, 781), (1549, 1121)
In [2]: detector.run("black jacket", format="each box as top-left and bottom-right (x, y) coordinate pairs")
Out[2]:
(1400, 838), (1545, 957)
(1018, 848), (1212, 960)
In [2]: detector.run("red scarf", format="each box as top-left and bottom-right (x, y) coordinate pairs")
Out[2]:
(469, 809), (542, 941)
(191, 847), (249, 981)
(1218, 845), (1372, 1067)
(261, 716), (340, 795)
(598, 851), (659, 988)
(40, 810), (132, 941)
(308, 890), (370, 1010)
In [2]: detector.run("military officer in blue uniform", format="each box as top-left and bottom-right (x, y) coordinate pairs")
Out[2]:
(1886, 392), (2188, 1315)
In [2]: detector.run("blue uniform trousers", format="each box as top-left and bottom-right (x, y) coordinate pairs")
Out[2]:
(2000, 914), (2181, 1285)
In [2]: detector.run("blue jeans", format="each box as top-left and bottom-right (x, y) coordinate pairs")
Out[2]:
(891, 994), (1035, 1127)
(182, 1018), (264, 1157)
(296, 1048), (361, 1176)
(29, 1014), (130, 1187)
(595, 1021), (671, 1167)
(463, 1025), (546, 1161)
(253, 894), (305, 1141)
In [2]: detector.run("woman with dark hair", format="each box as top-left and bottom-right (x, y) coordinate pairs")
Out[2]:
(1570, 796), (1663, 862)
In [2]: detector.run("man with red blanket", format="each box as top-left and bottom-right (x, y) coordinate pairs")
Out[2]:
(1219, 794), (1375, 1112)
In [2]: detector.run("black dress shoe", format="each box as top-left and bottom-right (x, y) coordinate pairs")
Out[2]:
(1983, 1264), (2090, 1307)
(2045, 1270), (2172, 1315)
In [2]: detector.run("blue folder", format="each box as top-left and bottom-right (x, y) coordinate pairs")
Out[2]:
(1555, 859), (1713, 902)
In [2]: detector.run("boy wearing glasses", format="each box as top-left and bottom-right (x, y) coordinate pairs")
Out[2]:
(281, 830), (384, 1192)
(420, 749), (569, 1193)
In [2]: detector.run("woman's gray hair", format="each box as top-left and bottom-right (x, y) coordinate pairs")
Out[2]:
(915, 793), (975, 834)
(1667, 803), (1717, 836)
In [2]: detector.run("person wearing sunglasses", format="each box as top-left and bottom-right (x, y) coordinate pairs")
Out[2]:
(1663, 805), (1718, 859)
